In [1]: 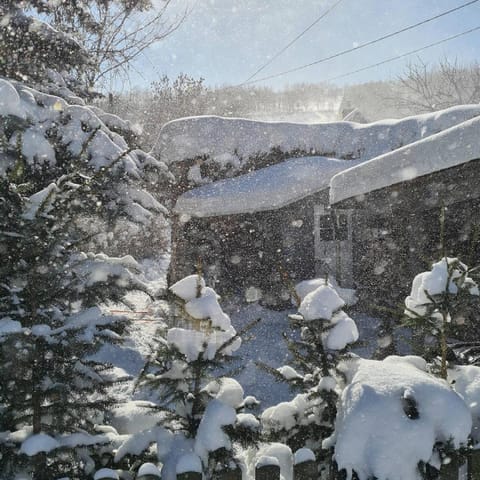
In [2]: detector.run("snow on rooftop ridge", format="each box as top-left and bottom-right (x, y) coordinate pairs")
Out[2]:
(175, 156), (358, 218)
(330, 114), (480, 205)
(154, 106), (480, 165)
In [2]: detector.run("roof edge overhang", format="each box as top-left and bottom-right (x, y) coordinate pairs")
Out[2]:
(329, 115), (480, 207)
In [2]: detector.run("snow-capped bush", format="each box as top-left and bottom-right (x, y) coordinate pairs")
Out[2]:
(260, 281), (358, 475)
(0, 77), (173, 257)
(325, 356), (472, 480)
(405, 257), (479, 318)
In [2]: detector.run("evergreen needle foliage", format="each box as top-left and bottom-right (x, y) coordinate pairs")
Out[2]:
(130, 275), (261, 477)
(403, 256), (480, 379)
(261, 282), (358, 470)
(0, 109), (156, 478)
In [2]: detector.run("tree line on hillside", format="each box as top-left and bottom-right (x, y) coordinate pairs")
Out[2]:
(97, 57), (480, 151)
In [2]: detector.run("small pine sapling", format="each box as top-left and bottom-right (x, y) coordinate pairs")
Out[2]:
(404, 256), (479, 379)
(261, 280), (358, 471)
(116, 274), (261, 479)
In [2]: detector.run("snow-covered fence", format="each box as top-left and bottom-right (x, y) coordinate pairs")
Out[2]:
(174, 457), (318, 480)
(435, 450), (480, 480)
(255, 463), (281, 480)
(293, 458), (317, 480)
(177, 472), (202, 480)
(94, 452), (480, 480)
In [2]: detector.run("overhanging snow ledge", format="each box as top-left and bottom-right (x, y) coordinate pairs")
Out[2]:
(329, 115), (480, 206)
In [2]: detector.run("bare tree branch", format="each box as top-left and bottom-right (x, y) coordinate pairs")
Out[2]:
(50, 0), (188, 91)
(391, 56), (480, 114)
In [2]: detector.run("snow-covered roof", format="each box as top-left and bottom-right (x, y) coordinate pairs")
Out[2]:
(175, 156), (359, 218)
(330, 114), (480, 205)
(153, 106), (480, 167)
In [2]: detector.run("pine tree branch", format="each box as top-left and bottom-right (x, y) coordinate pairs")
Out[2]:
(216, 317), (261, 356)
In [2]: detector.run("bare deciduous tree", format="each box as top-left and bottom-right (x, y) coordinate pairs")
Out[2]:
(51, 0), (187, 91)
(394, 57), (480, 114)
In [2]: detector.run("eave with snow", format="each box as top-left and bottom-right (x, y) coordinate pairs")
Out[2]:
(159, 107), (480, 307)
(174, 156), (360, 218)
(330, 114), (480, 210)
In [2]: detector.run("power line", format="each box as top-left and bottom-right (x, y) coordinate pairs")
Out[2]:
(243, 0), (345, 84)
(241, 0), (480, 86)
(324, 25), (480, 83)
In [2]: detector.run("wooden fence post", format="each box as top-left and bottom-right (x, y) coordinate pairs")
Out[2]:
(468, 449), (480, 479)
(439, 456), (459, 480)
(214, 466), (242, 480)
(177, 472), (202, 480)
(255, 464), (281, 480)
(293, 460), (317, 480)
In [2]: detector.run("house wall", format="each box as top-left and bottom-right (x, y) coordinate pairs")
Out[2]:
(348, 158), (480, 310)
(170, 194), (327, 305)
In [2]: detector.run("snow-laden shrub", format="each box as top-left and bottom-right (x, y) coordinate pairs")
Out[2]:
(0, 77), (173, 257)
(325, 356), (472, 480)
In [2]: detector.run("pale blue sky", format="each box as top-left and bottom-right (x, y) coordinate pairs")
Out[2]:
(122, 0), (480, 90)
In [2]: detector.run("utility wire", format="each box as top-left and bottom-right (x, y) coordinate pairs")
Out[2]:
(243, 0), (345, 84)
(241, 0), (480, 86)
(324, 25), (480, 83)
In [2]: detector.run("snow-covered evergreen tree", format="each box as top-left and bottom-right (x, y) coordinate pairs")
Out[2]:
(0, 78), (171, 479)
(116, 274), (260, 479)
(0, 1), (92, 96)
(261, 281), (358, 470)
(404, 256), (480, 378)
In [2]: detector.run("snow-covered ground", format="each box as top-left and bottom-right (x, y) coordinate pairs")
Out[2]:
(93, 255), (170, 401)
(98, 259), (382, 410)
